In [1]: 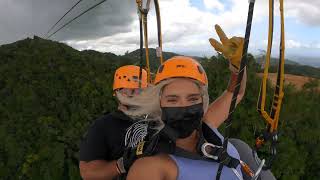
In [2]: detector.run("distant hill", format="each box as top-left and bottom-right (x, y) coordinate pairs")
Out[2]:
(255, 56), (300, 66)
(126, 48), (180, 60)
(257, 73), (319, 90)
(289, 56), (320, 68)
(125, 48), (203, 72)
(255, 56), (320, 79)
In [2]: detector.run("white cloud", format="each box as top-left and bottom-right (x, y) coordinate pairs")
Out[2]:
(64, 0), (320, 57)
(66, 0), (269, 55)
(287, 39), (303, 49)
(203, 0), (224, 11)
(285, 0), (320, 26)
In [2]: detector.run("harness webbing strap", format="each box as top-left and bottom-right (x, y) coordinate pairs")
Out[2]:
(154, 0), (164, 64)
(142, 11), (151, 83)
(150, 124), (241, 168)
(136, 0), (164, 83)
(138, 6), (144, 88)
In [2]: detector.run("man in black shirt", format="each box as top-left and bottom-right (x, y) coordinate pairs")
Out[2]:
(79, 65), (148, 179)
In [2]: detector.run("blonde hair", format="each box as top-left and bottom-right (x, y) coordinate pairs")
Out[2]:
(116, 78), (209, 120)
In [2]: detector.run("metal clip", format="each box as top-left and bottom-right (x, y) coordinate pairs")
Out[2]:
(252, 159), (265, 180)
(201, 142), (222, 160)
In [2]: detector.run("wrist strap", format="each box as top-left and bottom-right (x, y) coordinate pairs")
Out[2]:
(227, 73), (238, 92)
(116, 157), (126, 174)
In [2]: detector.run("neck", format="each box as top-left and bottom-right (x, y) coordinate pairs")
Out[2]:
(118, 103), (128, 112)
(176, 130), (199, 153)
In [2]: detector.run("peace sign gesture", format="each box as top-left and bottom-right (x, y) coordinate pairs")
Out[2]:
(209, 24), (244, 72)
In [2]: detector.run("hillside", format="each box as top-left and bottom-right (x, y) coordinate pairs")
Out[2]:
(124, 48), (202, 72)
(255, 56), (320, 79)
(257, 73), (319, 90)
(255, 56), (300, 66)
(0, 37), (320, 179)
(289, 56), (320, 68)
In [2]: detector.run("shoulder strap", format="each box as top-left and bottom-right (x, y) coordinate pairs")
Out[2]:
(140, 124), (240, 169)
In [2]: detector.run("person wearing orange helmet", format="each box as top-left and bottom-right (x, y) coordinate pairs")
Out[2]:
(79, 65), (148, 180)
(124, 25), (275, 180)
(125, 56), (245, 180)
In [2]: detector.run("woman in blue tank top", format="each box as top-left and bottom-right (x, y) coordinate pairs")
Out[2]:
(125, 56), (246, 180)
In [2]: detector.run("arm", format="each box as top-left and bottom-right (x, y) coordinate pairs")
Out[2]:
(127, 157), (164, 180)
(204, 69), (247, 128)
(206, 24), (248, 129)
(79, 118), (120, 180)
(79, 160), (119, 180)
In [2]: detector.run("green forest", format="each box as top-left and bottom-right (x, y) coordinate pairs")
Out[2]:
(0, 37), (319, 179)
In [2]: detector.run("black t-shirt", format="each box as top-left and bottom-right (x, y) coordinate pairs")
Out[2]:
(79, 110), (133, 161)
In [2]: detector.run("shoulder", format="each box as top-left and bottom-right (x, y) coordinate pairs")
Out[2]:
(82, 112), (125, 142)
(127, 154), (177, 180)
(133, 154), (173, 169)
(90, 110), (131, 129)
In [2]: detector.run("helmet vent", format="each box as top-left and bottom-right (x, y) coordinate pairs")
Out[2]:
(197, 65), (204, 74)
(176, 64), (185, 68)
(158, 65), (164, 73)
(132, 76), (139, 82)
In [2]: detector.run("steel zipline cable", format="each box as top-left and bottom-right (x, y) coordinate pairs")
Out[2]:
(46, 0), (108, 39)
(45, 0), (84, 38)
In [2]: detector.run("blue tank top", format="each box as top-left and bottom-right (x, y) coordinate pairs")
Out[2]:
(169, 126), (242, 180)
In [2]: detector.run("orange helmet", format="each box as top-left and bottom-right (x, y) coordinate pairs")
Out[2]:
(154, 56), (208, 85)
(113, 65), (148, 91)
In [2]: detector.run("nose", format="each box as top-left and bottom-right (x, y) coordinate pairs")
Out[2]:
(177, 98), (193, 107)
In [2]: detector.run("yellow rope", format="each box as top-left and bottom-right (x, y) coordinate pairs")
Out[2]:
(135, 0), (164, 83)
(257, 0), (285, 133)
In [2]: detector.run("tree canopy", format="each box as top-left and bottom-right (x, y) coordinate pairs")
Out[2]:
(0, 37), (319, 179)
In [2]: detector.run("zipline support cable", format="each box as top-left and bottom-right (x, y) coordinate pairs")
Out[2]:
(45, 0), (84, 37)
(47, 0), (108, 39)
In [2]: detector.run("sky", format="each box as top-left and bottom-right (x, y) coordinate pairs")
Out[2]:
(1, 0), (320, 62)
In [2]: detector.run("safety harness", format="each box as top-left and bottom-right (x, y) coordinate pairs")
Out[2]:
(254, 0), (285, 170)
(126, 122), (263, 180)
(136, 0), (164, 84)
(124, 0), (285, 179)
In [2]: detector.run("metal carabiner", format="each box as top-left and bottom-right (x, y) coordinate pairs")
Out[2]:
(252, 159), (265, 180)
(201, 142), (222, 160)
(232, 168), (244, 180)
(202, 143), (244, 180)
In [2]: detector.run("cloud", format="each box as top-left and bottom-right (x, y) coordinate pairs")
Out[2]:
(68, 0), (268, 55)
(285, 0), (320, 26)
(203, 0), (224, 11)
(1, 0), (320, 57)
(261, 39), (320, 50)
(287, 39), (304, 49)
(0, 0), (136, 44)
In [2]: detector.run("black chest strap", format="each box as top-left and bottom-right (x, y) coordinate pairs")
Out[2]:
(139, 123), (241, 169)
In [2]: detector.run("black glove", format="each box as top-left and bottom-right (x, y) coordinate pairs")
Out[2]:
(116, 147), (136, 174)
(117, 135), (160, 174)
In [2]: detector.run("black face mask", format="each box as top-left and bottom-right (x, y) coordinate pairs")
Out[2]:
(161, 103), (204, 139)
